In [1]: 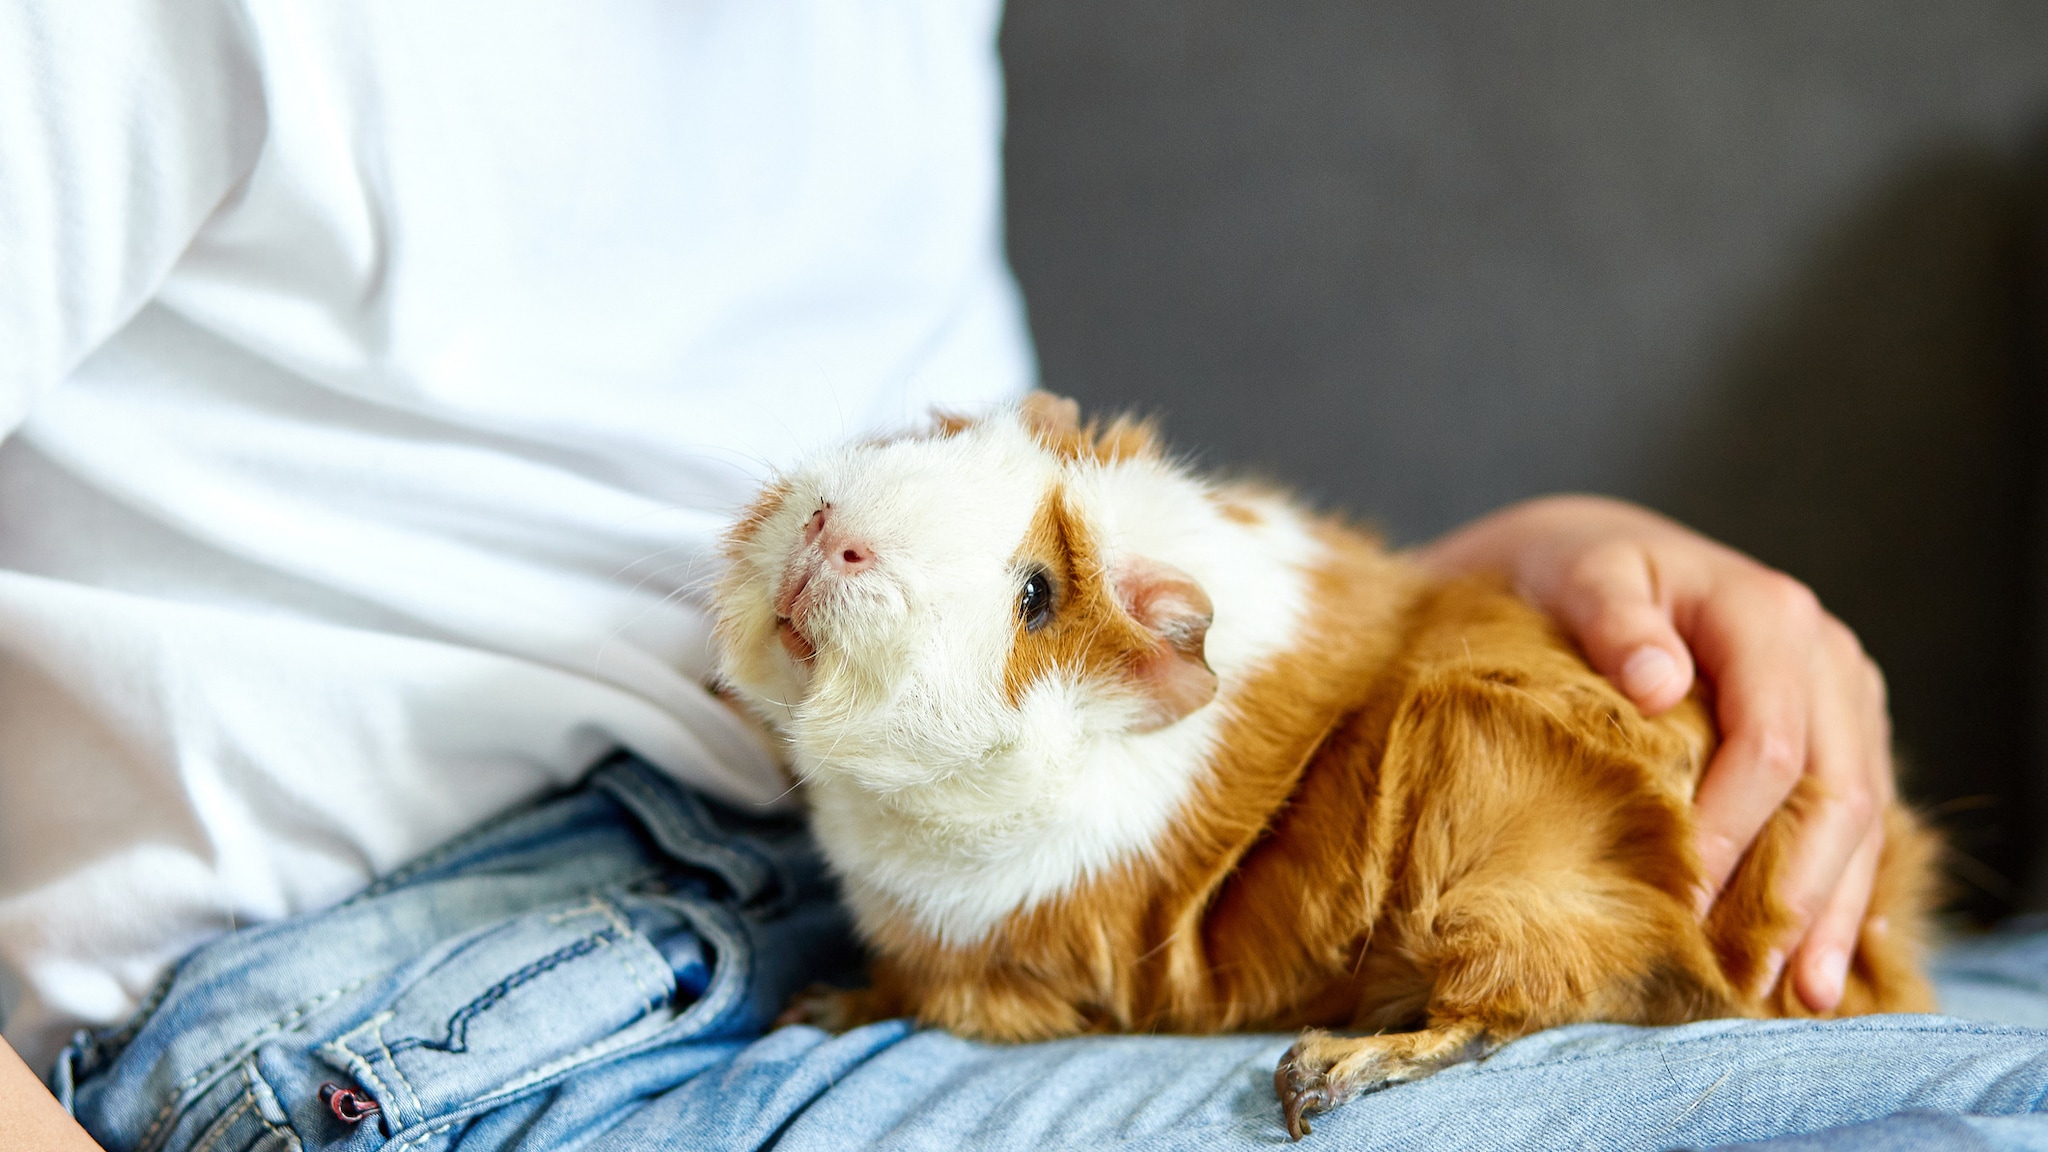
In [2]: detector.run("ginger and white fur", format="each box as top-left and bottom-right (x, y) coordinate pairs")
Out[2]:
(713, 395), (1936, 1140)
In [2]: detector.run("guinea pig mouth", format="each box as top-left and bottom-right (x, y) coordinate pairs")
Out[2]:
(773, 565), (820, 663)
(776, 616), (816, 663)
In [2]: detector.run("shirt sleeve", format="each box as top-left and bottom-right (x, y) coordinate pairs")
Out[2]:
(0, 0), (264, 437)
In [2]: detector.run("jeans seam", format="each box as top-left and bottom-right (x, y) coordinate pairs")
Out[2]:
(186, 1085), (254, 1152)
(374, 907), (747, 1147)
(135, 977), (374, 1152)
(380, 1015), (687, 1152)
(252, 1110), (304, 1152)
(321, 889), (676, 1133)
(240, 1063), (304, 1152)
(375, 1017), (428, 1127)
(382, 920), (641, 1058)
(346, 778), (602, 905)
(81, 965), (181, 1077)
(323, 1012), (410, 1128)
(596, 763), (776, 904)
(584, 897), (674, 1008)
(391, 1114), (462, 1152)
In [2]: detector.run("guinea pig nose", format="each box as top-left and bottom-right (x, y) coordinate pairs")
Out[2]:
(805, 507), (876, 573)
(822, 530), (875, 574)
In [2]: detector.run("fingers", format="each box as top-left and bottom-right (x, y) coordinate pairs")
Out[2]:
(1742, 618), (1874, 994)
(1686, 572), (1821, 906)
(1694, 603), (1889, 1010)
(1425, 497), (1897, 1017)
(1545, 541), (1695, 715)
(1792, 820), (1884, 1012)
(1781, 620), (1891, 1011)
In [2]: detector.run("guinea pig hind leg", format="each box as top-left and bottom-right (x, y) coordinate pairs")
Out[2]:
(1274, 1022), (1494, 1140)
(774, 984), (900, 1033)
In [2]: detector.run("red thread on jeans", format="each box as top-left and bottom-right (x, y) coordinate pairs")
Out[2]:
(318, 1082), (380, 1123)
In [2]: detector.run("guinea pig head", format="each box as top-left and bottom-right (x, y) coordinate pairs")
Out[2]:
(713, 402), (1217, 794)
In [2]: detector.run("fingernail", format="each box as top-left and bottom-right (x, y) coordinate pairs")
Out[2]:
(1621, 647), (1679, 701)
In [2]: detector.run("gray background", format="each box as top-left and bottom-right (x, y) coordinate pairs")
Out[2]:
(999, 1), (2048, 922)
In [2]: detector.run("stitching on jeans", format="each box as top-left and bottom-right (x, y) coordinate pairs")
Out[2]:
(429, 907), (742, 1120)
(374, 908), (751, 1148)
(351, 1048), (405, 1129)
(602, 922), (667, 1004)
(543, 897), (609, 925)
(86, 965), (181, 1073)
(135, 977), (373, 1152)
(239, 1063), (305, 1152)
(373, 1015), (429, 1125)
(187, 1087), (254, 1152)
(302, 877), (665, 1135)
(586, 898), (674, 1007)
(381, 1008), (686, 1152)
(343, 786), (590, 906)
(253, 1109), (305, 1152)
(120, 768), (705, 1149)
(385, 932), (616, 1056)
(138, 776), (717, 1149)
(323, 1013), (407, 1127)
(392, 1115), (464, 1152)
(325, 1012), (405, 1123)
(599, 765), (774, 903)
(364, 750), (652, 902)
(391, 897), (732, 1122)
(543, 896), (670, 1006)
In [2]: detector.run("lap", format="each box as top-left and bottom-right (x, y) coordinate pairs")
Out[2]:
(654, 1013), (2048, 1152)
(58, 763), (2048, 1152)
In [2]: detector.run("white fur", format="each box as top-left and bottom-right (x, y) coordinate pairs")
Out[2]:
(716, 413), (1322, 946)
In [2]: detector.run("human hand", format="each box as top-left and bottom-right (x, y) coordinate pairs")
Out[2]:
(1414, 494), (1890, 1013)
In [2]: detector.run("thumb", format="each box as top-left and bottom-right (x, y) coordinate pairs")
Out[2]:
(1537, 543), (1696, 715)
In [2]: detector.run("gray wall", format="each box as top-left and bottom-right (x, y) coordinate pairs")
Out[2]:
(1000, 1), (2048, 921)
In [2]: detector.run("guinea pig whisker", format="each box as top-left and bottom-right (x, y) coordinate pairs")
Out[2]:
(762, 775), (806, 807)
(809, 712), (864, 776)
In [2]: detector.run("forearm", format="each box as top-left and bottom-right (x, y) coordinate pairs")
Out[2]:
(0, 1035), (103, 1152)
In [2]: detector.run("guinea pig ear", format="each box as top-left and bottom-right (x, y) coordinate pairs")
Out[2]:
(1112, 556), (1218, 731)
(1020, 391), (1083, 437)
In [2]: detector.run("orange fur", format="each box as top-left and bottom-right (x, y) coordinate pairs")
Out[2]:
(780, 407), (1939, 1139)
(724, 476), (793, 555)
(1001, 488), (1157, 706)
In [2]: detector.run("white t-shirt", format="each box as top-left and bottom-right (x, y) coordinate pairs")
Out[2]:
(0, 0), (1032, 1071)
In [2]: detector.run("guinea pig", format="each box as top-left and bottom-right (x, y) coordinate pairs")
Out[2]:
(711, 393), (1937, 1140)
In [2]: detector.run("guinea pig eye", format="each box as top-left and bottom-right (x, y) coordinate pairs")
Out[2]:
(1019, 568), (1055, 632)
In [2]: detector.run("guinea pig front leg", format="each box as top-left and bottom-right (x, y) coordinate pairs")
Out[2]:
(1274, 1022), (1494, 1140)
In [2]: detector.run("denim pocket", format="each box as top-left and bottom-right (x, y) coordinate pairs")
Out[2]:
(315, 893), (687, 1132)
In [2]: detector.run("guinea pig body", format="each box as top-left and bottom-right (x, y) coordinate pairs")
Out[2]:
(712, 396), (1937, 1140)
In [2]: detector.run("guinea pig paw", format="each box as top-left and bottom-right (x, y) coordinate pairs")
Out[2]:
(775, 984), (882, 1033)
(1274, 1023), (1495, 1139)
(1274, 1030), (1376, 1140)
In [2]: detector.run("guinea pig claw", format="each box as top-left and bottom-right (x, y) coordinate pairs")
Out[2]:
(1275, 1053), (1328, 1140)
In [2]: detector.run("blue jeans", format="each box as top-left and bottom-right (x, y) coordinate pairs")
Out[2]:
(56, 755), (2048, 1152)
